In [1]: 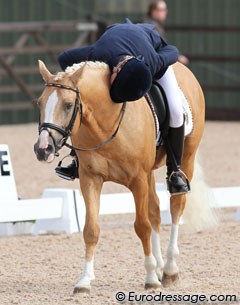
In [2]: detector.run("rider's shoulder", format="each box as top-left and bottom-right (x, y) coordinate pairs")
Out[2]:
(105, 18), (134, 31)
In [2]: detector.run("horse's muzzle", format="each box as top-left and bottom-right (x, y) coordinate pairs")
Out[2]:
(34, 137), (56, 163)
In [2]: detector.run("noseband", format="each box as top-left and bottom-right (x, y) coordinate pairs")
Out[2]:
(38, 82), (126, 153)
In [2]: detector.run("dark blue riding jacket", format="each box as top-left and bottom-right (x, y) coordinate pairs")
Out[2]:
(58, 18), (179, 80)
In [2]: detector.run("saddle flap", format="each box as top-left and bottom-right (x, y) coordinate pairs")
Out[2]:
(148, 82), (168, 126)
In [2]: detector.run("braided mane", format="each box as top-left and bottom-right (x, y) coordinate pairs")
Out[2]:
(53, 61), (109, 81)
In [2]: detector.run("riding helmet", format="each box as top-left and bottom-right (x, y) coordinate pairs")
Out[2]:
(110, 57), (152, 103)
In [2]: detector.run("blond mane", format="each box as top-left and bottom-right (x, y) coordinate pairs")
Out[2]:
(53, 61), (109, 81)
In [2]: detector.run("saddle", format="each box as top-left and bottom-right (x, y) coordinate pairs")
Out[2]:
(147, 82), (170, 147)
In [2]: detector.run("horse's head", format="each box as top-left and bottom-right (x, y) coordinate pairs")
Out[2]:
(34, 60), (84, 162)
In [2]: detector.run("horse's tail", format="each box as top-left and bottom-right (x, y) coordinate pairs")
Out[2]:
(182, 151), (219, 232)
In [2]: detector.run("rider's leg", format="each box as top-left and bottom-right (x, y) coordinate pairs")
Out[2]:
(157, 66), (184, 128)
(157, 66), (190, 195)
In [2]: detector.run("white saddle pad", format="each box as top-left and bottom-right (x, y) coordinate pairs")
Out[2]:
(182, 94), (193, 136)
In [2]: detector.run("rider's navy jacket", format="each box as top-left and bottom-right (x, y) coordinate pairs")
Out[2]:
(58, 18), (179, 79)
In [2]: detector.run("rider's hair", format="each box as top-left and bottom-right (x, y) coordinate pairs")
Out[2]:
(147, 0), (166, 18)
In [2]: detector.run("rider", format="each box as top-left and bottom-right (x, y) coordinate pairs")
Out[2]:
(56, 18), (190, 195)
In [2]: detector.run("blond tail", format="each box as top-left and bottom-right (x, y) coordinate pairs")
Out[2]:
(182, 152), (219, 232)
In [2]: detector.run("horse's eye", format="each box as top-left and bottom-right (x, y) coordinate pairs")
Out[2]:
(65, 103), (73, 111)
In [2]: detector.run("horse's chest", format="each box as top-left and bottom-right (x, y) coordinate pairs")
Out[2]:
(79, 154), (136, 185)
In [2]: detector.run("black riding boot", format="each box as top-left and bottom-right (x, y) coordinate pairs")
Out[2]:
(166, 123), (190, 195)
(55, 150), (79, 181)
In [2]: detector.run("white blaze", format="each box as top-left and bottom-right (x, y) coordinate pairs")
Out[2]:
(39, 90), (58, 149)
(44, 90), (58, 123)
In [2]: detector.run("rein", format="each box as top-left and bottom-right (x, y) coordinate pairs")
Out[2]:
(38, 82), (126, 153)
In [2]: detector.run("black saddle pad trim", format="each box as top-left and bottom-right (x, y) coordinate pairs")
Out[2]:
(148, 81), (170, 146)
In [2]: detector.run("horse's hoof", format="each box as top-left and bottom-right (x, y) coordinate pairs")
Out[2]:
(162, 272), (179, 287)
(73, 286), (91, 294)
(145, 281), (161, 290)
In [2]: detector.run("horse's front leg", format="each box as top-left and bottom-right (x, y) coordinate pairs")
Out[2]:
(130, 173), (161, 290)
(74, 174), (103, 294)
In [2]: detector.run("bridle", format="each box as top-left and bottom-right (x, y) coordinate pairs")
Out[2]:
(38, 82), (126, 154)
(39, 83), (82, 152)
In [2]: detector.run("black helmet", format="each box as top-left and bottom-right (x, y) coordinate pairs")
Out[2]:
(110, 57), (152, 103)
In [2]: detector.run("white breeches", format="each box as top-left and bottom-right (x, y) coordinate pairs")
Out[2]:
(157, 66), (184, 128)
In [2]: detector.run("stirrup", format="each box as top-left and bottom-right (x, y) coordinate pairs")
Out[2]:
(55, 154), (79, 181)
(167, 169), (191, 195)
(55, 172), (75, 181)
(169, 169), (189, 183)
(56, 154), (71, 168)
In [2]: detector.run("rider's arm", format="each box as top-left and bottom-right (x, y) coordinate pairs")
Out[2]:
(156, 45), (179, 69)
(144, 24), (179, 68)
(58, 46), (93, 71)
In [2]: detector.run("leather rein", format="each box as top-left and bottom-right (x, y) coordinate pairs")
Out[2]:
(38, 82), (126, 154)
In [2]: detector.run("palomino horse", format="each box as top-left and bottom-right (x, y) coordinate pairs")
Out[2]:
(34, 60), (208, 293)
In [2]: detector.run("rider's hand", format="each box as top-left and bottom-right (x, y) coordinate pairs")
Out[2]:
(178, 55), (189, 66)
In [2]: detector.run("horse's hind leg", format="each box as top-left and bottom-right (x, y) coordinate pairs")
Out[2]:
(161, 194), (185, 287)
(74, 174), (103, 294)
(162, 148), (196, 287)
(148, 172), (164, 281)
(130, 172), (161, 289)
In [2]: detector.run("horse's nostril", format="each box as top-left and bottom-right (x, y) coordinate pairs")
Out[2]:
(34, 141), (55, 162)
(34, 142), (38, 154)
(46, 144), (54, 153)
(35, 148), (47, 161)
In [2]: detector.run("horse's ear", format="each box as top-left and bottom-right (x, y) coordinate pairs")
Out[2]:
(70, 64), (86, 85)
(38, 60), (53, 82)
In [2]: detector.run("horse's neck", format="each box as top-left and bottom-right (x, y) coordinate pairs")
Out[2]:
(73, 71), (122, 143)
